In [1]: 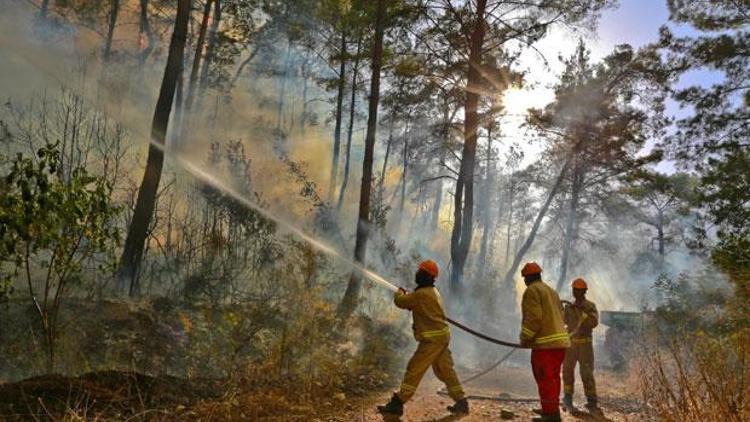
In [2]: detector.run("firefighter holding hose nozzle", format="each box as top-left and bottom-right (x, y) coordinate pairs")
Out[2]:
(377, 260), (469, 417)
(519, 262), (570, 422)
(562, 277), (600, 413)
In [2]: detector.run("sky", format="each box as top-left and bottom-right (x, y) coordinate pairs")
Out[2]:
(501, 0), (713, 172)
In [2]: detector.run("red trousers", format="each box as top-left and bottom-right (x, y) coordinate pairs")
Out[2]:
(531, 348), (566, 415)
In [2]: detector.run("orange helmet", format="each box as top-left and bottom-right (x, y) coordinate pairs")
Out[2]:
(571, 278), (588, 289)
(521, 262), (542, 276)
(419, 260), (439, 279)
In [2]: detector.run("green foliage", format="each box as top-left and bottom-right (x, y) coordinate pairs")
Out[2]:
(660, 2), (749, 301)
(0, 141), (120, 371)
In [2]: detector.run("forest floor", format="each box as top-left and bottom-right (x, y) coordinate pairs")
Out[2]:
(317, 367), (652, 422)
(0, 366), (651, 421)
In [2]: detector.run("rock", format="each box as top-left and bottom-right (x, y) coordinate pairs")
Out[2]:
(500, 408), (515, 419)
(333, 392), (346, 402)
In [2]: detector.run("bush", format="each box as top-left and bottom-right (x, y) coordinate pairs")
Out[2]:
(0, 142), (120, 373)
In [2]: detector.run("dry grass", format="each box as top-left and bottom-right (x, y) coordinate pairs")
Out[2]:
(635, 326), (750, 421)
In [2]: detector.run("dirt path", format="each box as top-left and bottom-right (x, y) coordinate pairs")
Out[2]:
(317, 367), (651, 422)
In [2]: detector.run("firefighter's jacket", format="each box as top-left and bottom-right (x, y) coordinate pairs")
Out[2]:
(394, 286), (450, 343)
(564, 299), (599, 342)
(520, 279), (571, 349)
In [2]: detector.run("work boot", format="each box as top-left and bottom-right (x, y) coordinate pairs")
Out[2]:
(532, 411), (562, 422)
(562, 393), (574, 411)
(447, 397), (469, 414)
(585, 396), (600, 412)
(377, 393), (403, 416)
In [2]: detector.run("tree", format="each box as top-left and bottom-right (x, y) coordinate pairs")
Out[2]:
(526, 41), (666, 290)
(625, 171), (695, 261)
(138, 0), (156, 67)
(659, 0), (750, 299)
(336, 29), (365, 210)
(184, 0), (216, 116)
(103, 0), (121, 62)
(0, 143), (119, 373)
(338, 0), (387, 320)
(417, 0), (616, 289)
(117, 0), (191, 296)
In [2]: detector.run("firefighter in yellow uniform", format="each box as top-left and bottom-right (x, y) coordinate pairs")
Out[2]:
(378, 260), (468, 417)
(562, 277), (599, 412)
(519, 262), (571, 422)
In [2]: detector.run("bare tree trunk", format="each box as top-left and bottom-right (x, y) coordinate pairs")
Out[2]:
(477, 125), (494, 272)
(172, 65), (186, 146)
(39, 0), (50, 19)
(338, 0), (385, 320)
(399, 136), (409, 217)
(430, 105), (451, 231)
(503, 159), (571, 288)
(379, 123), (394, 199)
(504, 181), (514, 266)
(138, 0), (155, 67)
(198, 0), (221, 96)
(337, 34), (363, 211)
(117, 0), (191, 296)
(557, 163), (582, 291)
(450, 0), (486, 290)
(430, 180), (443, 230)
(104, 0), (121, 62)
(300, 56), (310, 135)
(329, 32), (348, 198)
(275, 40), (292, 145)
(184, 0), (213, 114)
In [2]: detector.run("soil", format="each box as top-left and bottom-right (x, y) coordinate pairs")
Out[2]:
(317, 367), (653, 422)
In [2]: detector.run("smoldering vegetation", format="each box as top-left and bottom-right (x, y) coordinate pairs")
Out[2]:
(0, 0), (748, 420)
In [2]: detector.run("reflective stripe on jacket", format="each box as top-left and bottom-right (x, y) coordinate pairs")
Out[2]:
(520, 279), (571, 349)
(395, 286), (450, 342)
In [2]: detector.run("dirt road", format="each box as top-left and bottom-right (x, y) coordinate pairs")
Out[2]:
(317, 367), (651, 422)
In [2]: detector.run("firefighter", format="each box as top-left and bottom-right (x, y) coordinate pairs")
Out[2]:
(377, 260), (468, 416)
(519, 262), (570, 422)
(562, 277), (599, 412)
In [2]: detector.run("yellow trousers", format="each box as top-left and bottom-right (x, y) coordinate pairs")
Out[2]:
(563, 339), (596, 398)
(397, 339), (465, 402)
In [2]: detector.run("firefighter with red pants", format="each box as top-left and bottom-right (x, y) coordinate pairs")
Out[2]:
(378, 260), (468, 416)
(562, 277), (599, 412)
(519, 262), (570, 422)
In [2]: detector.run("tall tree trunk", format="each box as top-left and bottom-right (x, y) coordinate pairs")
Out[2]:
(378, 123), (394, 199)
(117, 0), (191, 296)
(450, 0), (486, 289)
(477, 125), (494, 272)
(399, 136), (409, 217)
(430, 105), (451, 231)
(103, 0), (121, 62)
(138, 0), (155, 67)
(430, 179), (443, 230)
(184, 0), (213, 115)
(197, 0), (221, 97)
(504, 182), (514, 266)
(556, 163), (582, 291)
(338, 0), (385, 320)
(275, 40), (292, 146)
(39, 0), (50, 19)
(172, 65), (186, 146)
(337, 34), (363, 211)
(300, 57), (310, 135)
(329, 32), (348, 198)
(503, 158), (571, 288)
